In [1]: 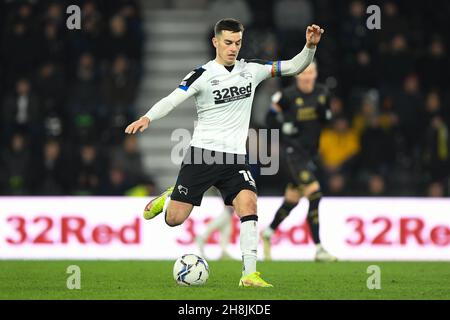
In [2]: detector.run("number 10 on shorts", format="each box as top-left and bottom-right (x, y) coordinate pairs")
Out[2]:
(239, 170), (256, 187)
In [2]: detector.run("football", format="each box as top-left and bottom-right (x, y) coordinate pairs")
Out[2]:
(173, 254), (209, 286)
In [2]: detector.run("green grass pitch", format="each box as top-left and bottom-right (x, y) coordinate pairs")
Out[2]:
(0, 260), (449, 300)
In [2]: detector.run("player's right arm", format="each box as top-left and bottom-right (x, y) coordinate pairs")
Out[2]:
(125, 67), (205, 134)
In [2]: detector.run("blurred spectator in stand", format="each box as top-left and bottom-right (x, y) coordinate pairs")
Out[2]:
(328, 96), (344, 117)
(13, 2), (36, 29)
(118, 2), (143, 36)
(2, 21), (38, 86)
(2, 78), (41, 143)
(30, 138), (69, 195)
(326, 173), (347, 196)
(377, 1), (408, 50)
(351, 50), (377, 89)
(358, 115), (396, 176)
(67, 1), (104, 63)
(319, 115), (360, 174)
(125, 178), (156, 197)
(45, 2), (65, 28)
(66, 52), (99, 144)
(340, 0), (372, 56)
(392, 73), (423, 155)
(419, 36), (448, 92)
(38, 21), (66, 65)
(110, 135), (147, 187)
(72, 144), (105, 195)
(426, 181), (445, 197)
(379, 34), (416, 94)
(421, 92), (449, 188)
(100, 55), (138, 144)
(101, 166), (131, 196)
(345, 51), (378, 112)
(0, 133), (31, 195)
(116, 1), (143, 69)
(102, 14), (139, 63)
(352, 98), (377, 136)
(366, 174), (387, 197)
(35, 62), (66, 138)
(421, 90), (444, 128)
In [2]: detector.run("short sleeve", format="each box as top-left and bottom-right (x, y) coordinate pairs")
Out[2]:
(178, 67), (206, 95)
(246, 59), (281, 85)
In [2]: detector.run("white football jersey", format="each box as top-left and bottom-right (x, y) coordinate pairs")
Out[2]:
(178, 59), (280, 155)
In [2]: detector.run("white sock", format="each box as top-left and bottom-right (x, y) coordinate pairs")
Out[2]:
(240, 215), (258, 276)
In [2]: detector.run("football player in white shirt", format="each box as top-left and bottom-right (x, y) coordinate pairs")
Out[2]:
(125, 19), (324, 287)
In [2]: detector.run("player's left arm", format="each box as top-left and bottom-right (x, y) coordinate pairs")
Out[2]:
(279, 24), (324, 77)
(251, 25), (324, 83)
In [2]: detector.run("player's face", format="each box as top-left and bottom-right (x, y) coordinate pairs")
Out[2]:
(296, 62), (317, 92)
(213, 30), (242, 66)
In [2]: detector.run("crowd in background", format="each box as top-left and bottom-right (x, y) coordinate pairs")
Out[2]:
(0, 0), (154, 195)
(1, 0), (449, 197)
(223, 0), (449, 197)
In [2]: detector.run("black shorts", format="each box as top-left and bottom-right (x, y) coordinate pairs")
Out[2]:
(285, 147), (319, 188)
(170, 147), (258, 206)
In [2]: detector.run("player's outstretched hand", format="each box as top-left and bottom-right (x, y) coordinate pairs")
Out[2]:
(306, 24), (324, 48)
(125, 116), (150, 134)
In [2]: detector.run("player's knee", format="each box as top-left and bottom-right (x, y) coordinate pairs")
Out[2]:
(165, 217), (183, 227)
(303, 181), (321, 197)
(237, 198), (257, 215)
(232, 190), (257, 215)
(285, 185), (301, 203)
(284, 193), (301, 204)
(165, 217), (181, 227)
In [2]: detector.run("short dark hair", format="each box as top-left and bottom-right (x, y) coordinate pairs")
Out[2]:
(214, 18), (244, 36)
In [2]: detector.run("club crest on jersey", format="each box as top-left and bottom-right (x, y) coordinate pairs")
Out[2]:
(318, 94), (326, 105)
(239, 71), (252, 79)
(212, 83), (252, 104)
(295, 97), (304, 106)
